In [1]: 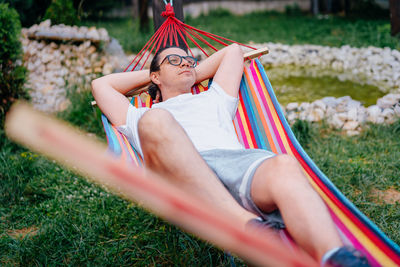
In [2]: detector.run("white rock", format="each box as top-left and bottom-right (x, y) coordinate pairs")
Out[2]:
(347, 99), (362, 109)
(377, 93), (400, 109)
(337, 112), (348, 121)
(357, 107), (367, 123)
(325, 106), (337, 117)
(346, 130), (361, 136)
(86, 28), (100, 40)
(299, 102), (310, 111)
(287, 112), (298, 122)
(337, 96), (352, 103)
(367, 106), (381, 123)
(102, 63), (113, 75)
(307, 108), (324, 122)
(41, 84), (54, 93)
(382, 108), (395, 123)
(347, 108), (358, 121)
(299, 111), (307, 121)
(394, 104), (400, 116)
(343, 121), (359, 131)
(312, 99), (326, 111)
(286, 102), (299, 111)
(329, 114), (345, 128)
(54, 77), (65, 87)
(376, 116), (385, 124)
(41, 53), (53, 64)
(39, 19), (51, 28)
(382, 108), (394, 117)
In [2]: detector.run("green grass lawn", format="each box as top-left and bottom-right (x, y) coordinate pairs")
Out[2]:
(1, 84), (399, 266)
(1, 10), (400, 266)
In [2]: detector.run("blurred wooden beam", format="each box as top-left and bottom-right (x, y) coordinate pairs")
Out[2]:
(244, 47), (269, 60)
(5, 102), (317, 267)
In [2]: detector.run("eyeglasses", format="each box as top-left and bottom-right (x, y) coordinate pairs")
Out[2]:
(160, 54), (197, 68)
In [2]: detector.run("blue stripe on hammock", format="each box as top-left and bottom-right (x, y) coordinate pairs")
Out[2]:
(245, 68), (271, 151)
(101, 114), (121, 156)
(240, 76), (264, 149)
(247, 64), (280, 152)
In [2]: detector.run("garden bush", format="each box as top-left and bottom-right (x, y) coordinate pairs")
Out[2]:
(72, 0), (124, 20)
(0, 3), (29, 126)
(0, 0), (51, 26)
(43, 0), (78, 26)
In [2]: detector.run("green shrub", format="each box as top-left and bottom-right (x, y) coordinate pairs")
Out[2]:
(43, 0), (78, 25)
(73, 0), (124, 20)
(0, 3), (29, 125)
(0, 0), (52, 27)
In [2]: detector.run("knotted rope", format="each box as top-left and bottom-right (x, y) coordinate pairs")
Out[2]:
(124, 1), (256, 72)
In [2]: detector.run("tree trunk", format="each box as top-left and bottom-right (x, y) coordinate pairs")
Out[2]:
(152, 0), (186, 49)
(325, 0), (332, 13)
(311, 0), (319, 15)
(344, 0), (350, 16)
(390, 0), (400, 36)
(331, 0), (342, 13)
(132, 0), (149, 32)
(132, 0), (139, 18)
(139, 0), (149, 32)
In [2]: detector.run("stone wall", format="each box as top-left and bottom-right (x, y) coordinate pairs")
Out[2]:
(255, 43), (400, 92)
(22, 20), (129, 113)
(252, 43), (400, 135)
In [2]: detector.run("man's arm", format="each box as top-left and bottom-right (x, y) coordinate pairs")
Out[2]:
(91, 70), (150, 126)
(195, 44), (244, 97)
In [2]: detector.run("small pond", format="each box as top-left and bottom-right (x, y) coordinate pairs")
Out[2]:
(264, 65), (386, 107)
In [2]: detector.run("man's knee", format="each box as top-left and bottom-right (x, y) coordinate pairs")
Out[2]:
(262, 154), (307, 186)
(270, 154), (300, 171)
(138, 108), (175, 142)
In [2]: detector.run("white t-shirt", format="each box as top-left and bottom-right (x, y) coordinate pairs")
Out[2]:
(117, 82), (244, 157)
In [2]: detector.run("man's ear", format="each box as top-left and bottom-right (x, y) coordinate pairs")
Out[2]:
(150, 72), (161, 86)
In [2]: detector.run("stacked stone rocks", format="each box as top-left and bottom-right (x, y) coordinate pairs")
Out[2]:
(21, 20), (129, 113)
(284, 94), (400, 135)
(256, 43), (400, 93)
(249, 43), (400, 135)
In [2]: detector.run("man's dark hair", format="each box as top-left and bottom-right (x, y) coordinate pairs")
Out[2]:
(148, 45), (187, 102)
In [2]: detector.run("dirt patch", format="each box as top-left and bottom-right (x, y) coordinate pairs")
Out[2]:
(371, 188), (400, 204)
(7, 226), (39, 240)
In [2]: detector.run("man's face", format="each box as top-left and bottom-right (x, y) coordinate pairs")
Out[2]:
(152, 47), (197, 92)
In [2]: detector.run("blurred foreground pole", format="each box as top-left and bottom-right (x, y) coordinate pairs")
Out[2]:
(390, 0), (400, 36)
(152, 0), (186, 49)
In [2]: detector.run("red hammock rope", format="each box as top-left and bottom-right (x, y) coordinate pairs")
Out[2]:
(124, 3), (257, 72)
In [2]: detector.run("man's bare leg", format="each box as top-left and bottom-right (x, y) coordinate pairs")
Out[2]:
(251, 154), (343, 261)
(138, 108), (257, 225)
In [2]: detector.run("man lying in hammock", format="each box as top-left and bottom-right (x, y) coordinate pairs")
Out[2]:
(92, 44), (369, 267)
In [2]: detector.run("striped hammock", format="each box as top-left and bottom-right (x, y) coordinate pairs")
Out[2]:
(101, 59), (400, 266)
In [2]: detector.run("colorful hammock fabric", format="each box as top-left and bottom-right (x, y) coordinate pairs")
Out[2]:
(101, 59), (400, 266)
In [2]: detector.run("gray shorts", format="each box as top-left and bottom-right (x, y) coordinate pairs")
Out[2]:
(200, 148), (284, 228)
